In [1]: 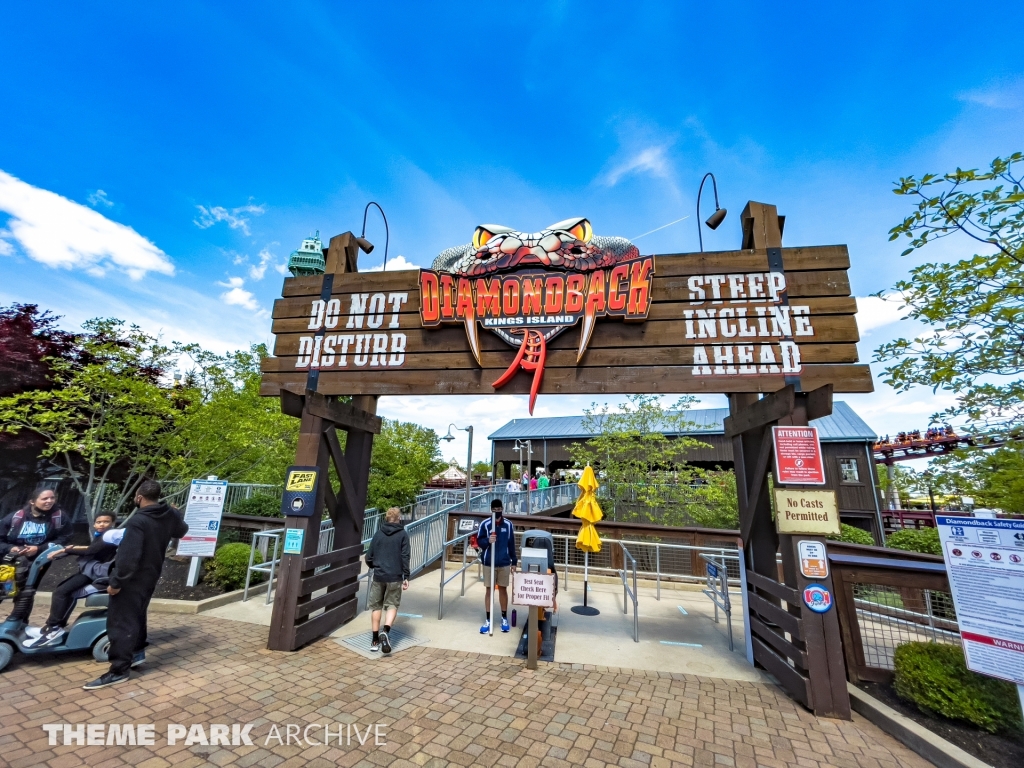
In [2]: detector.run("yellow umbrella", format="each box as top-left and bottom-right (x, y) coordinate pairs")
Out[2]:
(572, 465), (603, 553)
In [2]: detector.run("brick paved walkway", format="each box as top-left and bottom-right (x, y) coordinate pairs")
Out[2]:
(0, 612), (932, 768)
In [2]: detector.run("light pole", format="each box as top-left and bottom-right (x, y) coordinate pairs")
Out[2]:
(443, 424), (474, 516)
(515, 439), (532, 514)
(696, 173), (727, 252)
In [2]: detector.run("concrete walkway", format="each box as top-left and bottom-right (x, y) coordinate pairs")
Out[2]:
(207, 564), (762, 682)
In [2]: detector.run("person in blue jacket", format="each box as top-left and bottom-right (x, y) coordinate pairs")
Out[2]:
(476, 499), (517, 634)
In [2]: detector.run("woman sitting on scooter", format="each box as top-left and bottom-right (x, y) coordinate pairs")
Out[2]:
(25, 512), (119, 648)
(0, 488), (73, 623)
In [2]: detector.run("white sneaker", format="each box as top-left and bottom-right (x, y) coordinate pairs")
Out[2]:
(25, 627), (66, 649)
(24, 627), (43, 638)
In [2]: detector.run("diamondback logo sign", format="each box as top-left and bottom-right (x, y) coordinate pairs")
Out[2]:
(419, 218), (653, 413)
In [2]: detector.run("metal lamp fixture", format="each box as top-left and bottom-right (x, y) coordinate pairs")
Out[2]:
(443, 423), (474, 515)
(696, 173), (727, 252)
(360, 201), (390, 270)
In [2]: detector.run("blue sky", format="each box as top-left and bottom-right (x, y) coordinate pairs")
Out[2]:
(2, 2), (1023, 464)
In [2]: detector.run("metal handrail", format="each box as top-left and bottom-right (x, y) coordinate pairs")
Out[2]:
(244, 528), (284, 603)
(700, 552), (733, 651)
(437, 531), (480, 619)
(619, 542), (639, 642)
(242, 520), (333, 603)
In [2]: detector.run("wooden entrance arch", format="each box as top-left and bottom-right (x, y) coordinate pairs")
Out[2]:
(261, 201), (865, 719)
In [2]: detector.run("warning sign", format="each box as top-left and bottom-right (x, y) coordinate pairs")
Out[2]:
(798, 540), (829, 578)
(773, 426), (826, 485)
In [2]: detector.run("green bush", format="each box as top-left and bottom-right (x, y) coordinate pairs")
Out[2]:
(894, 642), (1023, 734)
(828, 523), (875, 546)
(206, 542), (261, 591)
(231, 494), (283, 518)
(886, 527), (942, 556)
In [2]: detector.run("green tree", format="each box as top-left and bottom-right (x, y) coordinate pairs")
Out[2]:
(877, 464), (922, 508)
(472, 460), (492, 479)
(569, 394), (737, 527)
(928, 444), (1024, 514)
(0, 318), (185, 521)
(367, 419), (445, 511)
(875, 153), (1024, 429)
(165, 344), (298, 486)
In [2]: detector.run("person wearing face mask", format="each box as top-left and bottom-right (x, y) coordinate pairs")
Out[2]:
(0, 487), (73, 623)
(83, 480), (188, 690)
(24, 511), (119, 648)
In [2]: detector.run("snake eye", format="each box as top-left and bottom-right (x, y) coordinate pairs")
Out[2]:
(473, 226), (495, 250)
(569, 220), (593, 243)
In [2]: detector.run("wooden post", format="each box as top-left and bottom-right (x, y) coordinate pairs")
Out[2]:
(527, 605), (539, 670)
(728, 202), (851, 719)
(267, 233), (382, 653)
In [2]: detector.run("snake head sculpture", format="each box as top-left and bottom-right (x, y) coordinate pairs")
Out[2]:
(432, 217), (639, 276)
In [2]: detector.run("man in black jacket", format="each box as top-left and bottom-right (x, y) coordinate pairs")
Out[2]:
(84, 480), (188, 690)
(364, 507), (410, 655)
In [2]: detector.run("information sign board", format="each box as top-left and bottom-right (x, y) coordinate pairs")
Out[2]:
(283, 528), (305, 555)
(798, 540), (829, 578)
(512, 571), (555, 607)
(177, 479), (227, 558)
(937, 515), (1024, 686)
(773, 426), (826, 485)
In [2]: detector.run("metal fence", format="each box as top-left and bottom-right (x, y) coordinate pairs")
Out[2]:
(850, 584), (959, 671)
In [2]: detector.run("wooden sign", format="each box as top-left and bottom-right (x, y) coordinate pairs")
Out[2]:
(773, 426), (826, 485)
(261, 214), (872, 413)
(774, 489), (841, 535)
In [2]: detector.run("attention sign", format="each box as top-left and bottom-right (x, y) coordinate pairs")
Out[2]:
(773, 426), (826, 485)
(775, 489), (840, 535)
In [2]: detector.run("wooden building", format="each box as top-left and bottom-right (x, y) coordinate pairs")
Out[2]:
(489, 401), (884, 540)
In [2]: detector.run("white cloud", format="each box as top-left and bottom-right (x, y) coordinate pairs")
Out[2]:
(194, 202), (265, 236)
(217, 276), (266, 316)
(856, 295), (907, 335)
(87, 189), (114, 208)
(364, 254), (419, 272)
(957, 78), (1024, 110)
(248, 244), (280, 281)
(0, 231), (13, 256)
(0, 169), (174, 280)
(600, 145), (672, 187)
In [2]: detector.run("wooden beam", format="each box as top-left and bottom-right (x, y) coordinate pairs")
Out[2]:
(805, 383), (834, 421)
(724, 385), (795, 438)
(295, 389), (382, 434)
(280, 244), (854, 298)
(261, 363), (875, 398)
(324, 427), (362, 536)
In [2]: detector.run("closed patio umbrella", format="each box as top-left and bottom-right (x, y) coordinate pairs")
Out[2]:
(571, 465), (603, 615)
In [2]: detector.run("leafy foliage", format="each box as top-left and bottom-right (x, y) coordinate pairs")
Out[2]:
(166, 344), (298, 486)
(207, 542), (261, 591)
(367, 419), (445, 511)
(875, 153), (1024, 428)
(0, 318), (185, 521)
(894, 641), (1023, 734)
(569, 395), (738, 527)
(230, 494), (283, 518)
(886, 527), (942, 556)
(0, 304), (80, 397)
(828, 523), (874, 546)
(926, 444), (1024, 514)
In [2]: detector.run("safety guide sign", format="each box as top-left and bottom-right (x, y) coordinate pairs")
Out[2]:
(177, 479), (228, 558)
(937, 515), (1024, 686)
(773, 426), (826, 485)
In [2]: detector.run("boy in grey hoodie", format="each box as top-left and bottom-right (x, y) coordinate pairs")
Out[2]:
(364, 507), (410, 654)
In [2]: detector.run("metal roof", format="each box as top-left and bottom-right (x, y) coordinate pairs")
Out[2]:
(488, 401), (876, 443)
